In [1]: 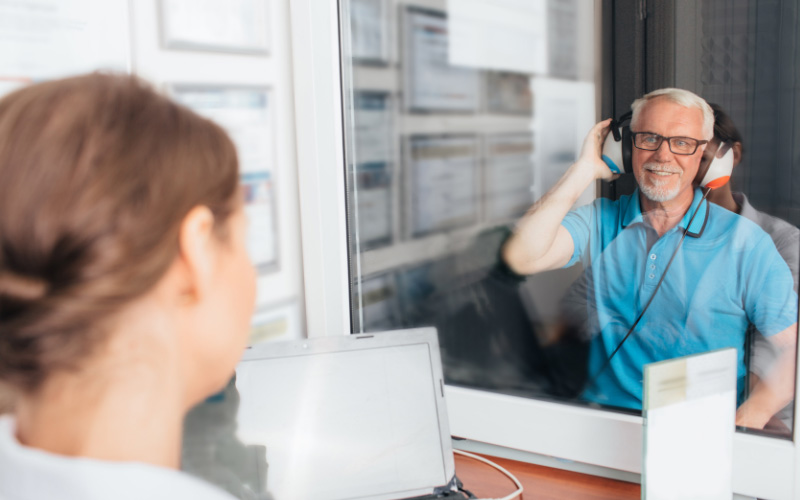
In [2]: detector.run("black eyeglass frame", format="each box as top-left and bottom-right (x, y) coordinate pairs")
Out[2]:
(631, 132), (709, 155)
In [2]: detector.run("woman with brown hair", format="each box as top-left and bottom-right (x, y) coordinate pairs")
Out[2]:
(0, 73), (256, 499)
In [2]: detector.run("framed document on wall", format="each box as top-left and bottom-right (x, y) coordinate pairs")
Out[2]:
(160, 0), (270, 54)
(170, 85), (279, 273)
(0, 0), (130, 99)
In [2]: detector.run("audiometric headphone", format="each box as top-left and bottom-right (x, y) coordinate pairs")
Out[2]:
(601, 111), (632, 175)
(601, 111), (734, 190)
(696, 138), (734, 190)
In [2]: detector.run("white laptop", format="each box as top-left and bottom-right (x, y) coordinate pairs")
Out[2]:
(233, 327), (458, 500)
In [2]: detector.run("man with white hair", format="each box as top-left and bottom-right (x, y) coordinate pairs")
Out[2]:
(503, 88), (797, 429)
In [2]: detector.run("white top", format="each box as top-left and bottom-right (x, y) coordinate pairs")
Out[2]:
(0, 416), (236, 500)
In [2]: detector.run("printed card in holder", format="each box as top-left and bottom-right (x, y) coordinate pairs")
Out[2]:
(642, 348), (737, 500)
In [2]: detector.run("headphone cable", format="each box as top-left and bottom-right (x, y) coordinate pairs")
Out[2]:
(584, 187), (712, 391)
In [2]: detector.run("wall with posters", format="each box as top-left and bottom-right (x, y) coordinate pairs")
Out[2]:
(0, 0), (304, 343)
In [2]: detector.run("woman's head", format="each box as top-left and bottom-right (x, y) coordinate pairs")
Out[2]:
(0, 73), (255, 400)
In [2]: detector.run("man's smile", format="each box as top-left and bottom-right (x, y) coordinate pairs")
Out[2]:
(643, 163), (682, 177)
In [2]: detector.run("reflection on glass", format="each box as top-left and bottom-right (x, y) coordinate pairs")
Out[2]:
(406, 135), (479, 236)
(484, 134), (534, 222)
(703, 103), (800, 436)
(402, 7), (480, 112)
(342, 0), (798, 440)
(182, 377), (272, 500)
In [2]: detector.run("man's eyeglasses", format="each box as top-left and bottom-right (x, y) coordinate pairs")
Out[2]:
(632, 132), (708, 155)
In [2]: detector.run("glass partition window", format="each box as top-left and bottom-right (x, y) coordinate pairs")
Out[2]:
(341, 0), (798, 441)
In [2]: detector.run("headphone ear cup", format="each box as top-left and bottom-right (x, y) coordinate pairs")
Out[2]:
(602, 127), (625, 173)
(699, 142), (734, 189)
(601, 111), (634, 175)
(621, 125), (633, 173)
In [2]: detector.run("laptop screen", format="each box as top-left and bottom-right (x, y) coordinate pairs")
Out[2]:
(233, 329), (454, 500)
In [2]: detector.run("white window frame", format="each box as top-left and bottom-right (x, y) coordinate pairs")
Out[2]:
(288, 0), (800, 498)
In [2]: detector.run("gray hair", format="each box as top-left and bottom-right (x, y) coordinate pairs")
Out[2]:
(630, 88), (714, 139)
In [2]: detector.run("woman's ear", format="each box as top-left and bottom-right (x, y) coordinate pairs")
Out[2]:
(176, 205), (216, 304)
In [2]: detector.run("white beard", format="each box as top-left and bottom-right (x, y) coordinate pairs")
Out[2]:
(638, 162), (683, 202)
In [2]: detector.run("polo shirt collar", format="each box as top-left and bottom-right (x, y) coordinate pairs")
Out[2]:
(622, 188), (709, 238)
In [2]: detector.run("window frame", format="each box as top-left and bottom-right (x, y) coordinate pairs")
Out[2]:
(287, 0), (800, 497)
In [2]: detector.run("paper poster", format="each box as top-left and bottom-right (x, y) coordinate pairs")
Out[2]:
(172, 86), (278, 271)
(351, 91), (393, 248)
(403, 7), (480, 112)
(485, 134), (535, 221)
(532, 77), (595, 205)
(448, 0), (548, 74)
(547, 0), (580, 79)
(349, 0), (388, 63)
(486, 72), (533, 115)
(355, 163), (392, 249)
(0, 0), (130, 98)
(407, 135), (479, 236)
(353, 91), (393, 165)
(160, 0), (270, 53)
(249, 300), (303, 345)
(242, 171), (278, 270)
(355, 273), (400, 332)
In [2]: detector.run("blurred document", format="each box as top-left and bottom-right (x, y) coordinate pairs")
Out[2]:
(249, 300), (302, 345)
(354, 92), (392, 165)
(241, 172), (278, 270)
(643, 349), (736, 500)
(0, 0), (129, 98)
(161, 0), (269, 53)
(172, 86), (274, 176)
(408, 136), (478, 235)
(532, 77), (594, 205)
(403, 7), (480, 111)
(448, 0), (547, 74)
(485, 134), (534, 221)
(350, 0), (387, 62)
(547, 0), (580, 79)
(357, 273), (399, 331)
(353, 92), (393, 247)
(173, 87), (278, 271)
(355, 163), (392, 248)
(486, 72), (533, 115)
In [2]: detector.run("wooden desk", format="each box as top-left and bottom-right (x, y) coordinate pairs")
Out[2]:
(454, 452), (640, 500)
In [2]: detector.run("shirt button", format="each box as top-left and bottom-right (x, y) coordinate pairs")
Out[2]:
(650, 265), (656, 270)
(650, 254), (657, 260)
(649, 274), (655, 279)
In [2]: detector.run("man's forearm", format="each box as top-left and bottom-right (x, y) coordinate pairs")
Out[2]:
(736, 326), (797, 429)
(502, 159), (595, 275)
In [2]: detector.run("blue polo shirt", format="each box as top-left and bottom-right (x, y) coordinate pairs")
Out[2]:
(561, 188), (798, 410)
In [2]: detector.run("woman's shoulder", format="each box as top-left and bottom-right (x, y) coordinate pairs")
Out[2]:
(0, 416), (236, 500)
